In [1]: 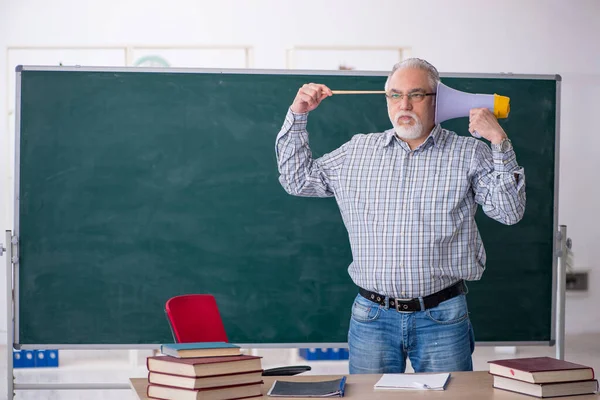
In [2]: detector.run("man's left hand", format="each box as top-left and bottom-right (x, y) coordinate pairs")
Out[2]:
(469, 108), (507, 144)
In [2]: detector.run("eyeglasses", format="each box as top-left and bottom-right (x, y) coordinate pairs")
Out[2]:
(385, 92), (436, 104)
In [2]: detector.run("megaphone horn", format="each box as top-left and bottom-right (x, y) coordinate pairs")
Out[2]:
(434, 82), (510, 138)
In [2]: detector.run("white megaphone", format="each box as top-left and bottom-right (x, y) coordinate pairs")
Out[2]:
(434, 82), (510, 138)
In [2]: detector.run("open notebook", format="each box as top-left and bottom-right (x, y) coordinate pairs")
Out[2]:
(374, 373), (451, 391)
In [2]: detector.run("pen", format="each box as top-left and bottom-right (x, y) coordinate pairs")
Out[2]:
(412, 381), (433, 390)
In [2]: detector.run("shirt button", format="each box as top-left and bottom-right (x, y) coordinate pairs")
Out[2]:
(401, 291), (406, 296)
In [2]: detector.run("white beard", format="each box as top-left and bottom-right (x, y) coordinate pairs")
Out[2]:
(390, 111), (424, 140)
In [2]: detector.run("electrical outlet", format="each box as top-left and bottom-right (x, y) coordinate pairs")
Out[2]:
(566, 271), (588, 291)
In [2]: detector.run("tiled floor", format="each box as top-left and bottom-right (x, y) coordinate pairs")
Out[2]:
(0, 333), (599, 399)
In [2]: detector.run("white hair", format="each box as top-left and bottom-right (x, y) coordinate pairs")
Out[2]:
(384, 58), (440, 92)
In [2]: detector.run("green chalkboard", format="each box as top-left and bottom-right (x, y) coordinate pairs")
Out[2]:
(16, 67), (558, 345)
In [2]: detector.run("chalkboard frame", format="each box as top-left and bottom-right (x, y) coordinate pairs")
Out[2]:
(12, 66), (561, 349)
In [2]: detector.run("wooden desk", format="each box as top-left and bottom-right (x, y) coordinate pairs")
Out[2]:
(130, 372), (599, 399)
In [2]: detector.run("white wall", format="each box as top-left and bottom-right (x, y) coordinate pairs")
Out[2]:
(0, 0), (11, 341)
(0, 0), (599, 338)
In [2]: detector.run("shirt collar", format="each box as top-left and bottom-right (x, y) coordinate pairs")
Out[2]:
(382, 124), (445, 149)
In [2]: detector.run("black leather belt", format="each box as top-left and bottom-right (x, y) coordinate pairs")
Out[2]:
(358, 280), (465, 312)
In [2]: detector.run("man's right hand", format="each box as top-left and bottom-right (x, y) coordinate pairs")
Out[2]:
(290, 83), (333, 113)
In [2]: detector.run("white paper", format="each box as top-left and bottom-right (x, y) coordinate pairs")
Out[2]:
(374, 373), (451, 391)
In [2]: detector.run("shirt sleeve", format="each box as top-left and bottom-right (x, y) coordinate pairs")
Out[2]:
(275, 108), (348, 197)
(470, 141), (526, 225)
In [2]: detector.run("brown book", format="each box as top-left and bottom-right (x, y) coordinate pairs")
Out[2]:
(147, 355), (262, 377)
(148, 370), (263, 390)
(488, 357), (595, 383)
(147, 381), (263, 400)
(493, 375), (599, 398)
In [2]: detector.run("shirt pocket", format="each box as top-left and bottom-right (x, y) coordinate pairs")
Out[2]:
(419, 167), (470, 227)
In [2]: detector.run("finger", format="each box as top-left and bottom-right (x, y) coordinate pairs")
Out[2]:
(295, 90), (312, 104)
(318, 84), (333, 96)
(306, 94), (319, 107)
(318, 91), (330, 101)
(477, 108), (494, 120)
(298, 85), (315, 97)
(468, 121), (476, 134)
(470, 112), (483, 124)
(306, 83), (324, 92)
(303, 87), (322, 101)
(298, 93), (317, 107)
(301, 84), (321, 98)
(301, 83), (315, 94)
(307, 83), (332, 98)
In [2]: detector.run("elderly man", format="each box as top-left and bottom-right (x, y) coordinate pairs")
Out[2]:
(275, 58), (525, 373)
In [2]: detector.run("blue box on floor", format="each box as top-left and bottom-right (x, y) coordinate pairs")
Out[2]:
(299, 348), (348, 360)
(13, 349), (59, 368)
(34, 350), (47, 367)
(327, 348), (349, 360)
(299, 348), (323, 360)
(13, 350), (35, 368)
(35, 349), (59, 367)
(44, 349), (59, 367)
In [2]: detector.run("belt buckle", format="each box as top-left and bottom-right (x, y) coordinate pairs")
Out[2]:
(394, 299), (414, 313)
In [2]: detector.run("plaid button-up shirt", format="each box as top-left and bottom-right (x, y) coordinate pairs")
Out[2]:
(276, 109), (526, 298)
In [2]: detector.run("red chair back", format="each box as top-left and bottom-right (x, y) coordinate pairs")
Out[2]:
(165, 294), (228, 343)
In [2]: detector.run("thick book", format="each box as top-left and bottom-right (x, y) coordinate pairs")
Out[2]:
(488, 357), (595, 383)
(147, 381), (263, 400)
(160, 342), (241, 358)
(148, 370), (264, 390)
(267, 377), (346, 397)
(493, 375), (599, 398)
(147, 355), (262, 377)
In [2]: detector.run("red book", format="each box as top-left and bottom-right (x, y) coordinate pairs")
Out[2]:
(488, 357), (595, 383)
(147, 355), (262, 378)
(147, 381), (263, 400)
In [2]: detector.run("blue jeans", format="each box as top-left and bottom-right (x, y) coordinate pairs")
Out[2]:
(348, 292), (475, 373)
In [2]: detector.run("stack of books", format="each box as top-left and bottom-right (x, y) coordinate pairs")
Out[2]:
(489, 356), (598, 398)
(146, 342), (264, 400)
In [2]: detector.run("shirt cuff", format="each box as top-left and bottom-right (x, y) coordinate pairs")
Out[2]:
(492, 148), (519, 173)
(276, 108), (309, 146)
(289, 108), (308, 124)
(278, 108), (308, 137)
